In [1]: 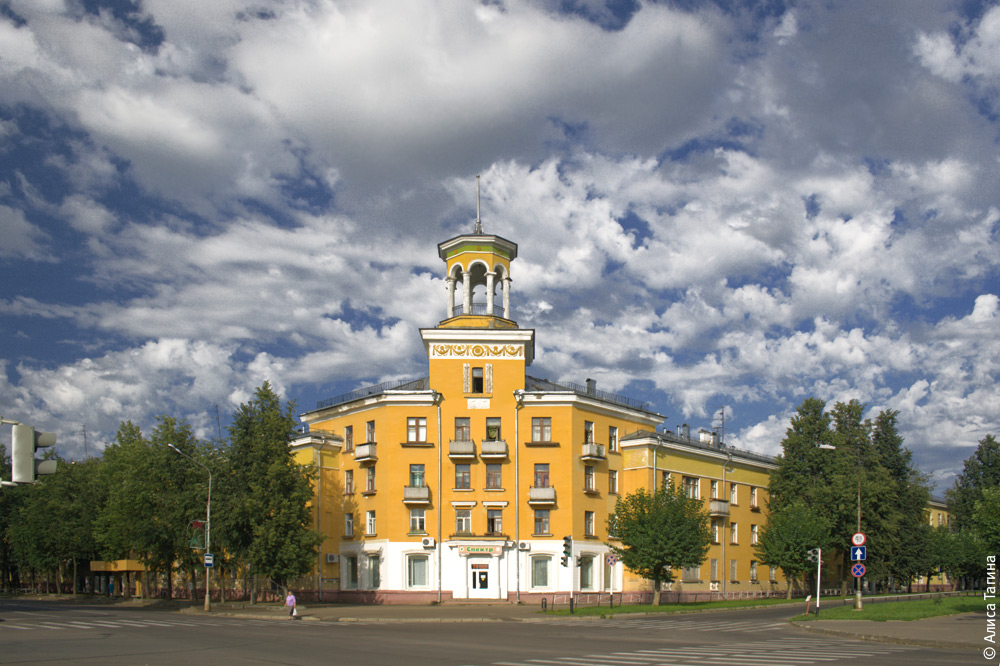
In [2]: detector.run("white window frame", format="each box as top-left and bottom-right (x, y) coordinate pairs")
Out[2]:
(344, 512), (354, 537)
(410, 508), (426, 534)
(406, 553), (430, 589)
(751, 524), (759, 545)
(407, 417), (427, 442)
(608, 469), (618, 494)
(455, 509), (471, 534)
(584, 511), (595, 537)
(343, 554), (359, 589)
(366, 510), (376, 536)
(367, 553), (380, 589)
(530, 555), (551, 589)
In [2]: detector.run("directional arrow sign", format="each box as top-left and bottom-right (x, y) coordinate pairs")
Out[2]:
(851, 546), (866, 561)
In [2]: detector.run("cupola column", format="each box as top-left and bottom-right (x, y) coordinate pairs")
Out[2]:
(446, 276), (456, 319)
(502, 276), (512, 319)
(462, 270), (472, 315)
(485, 271), (496, 316)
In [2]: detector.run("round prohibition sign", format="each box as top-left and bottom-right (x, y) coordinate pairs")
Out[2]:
(851, 563), (866, 578)
(851, 532), (867, 546)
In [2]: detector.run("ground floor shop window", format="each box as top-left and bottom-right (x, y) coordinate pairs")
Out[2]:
(407, 554), (429, 588)
(367, 554), (380, 588)
(531, 555), (550, 588)
(580, 555), (595, 590)
(343, 555), (359, 589)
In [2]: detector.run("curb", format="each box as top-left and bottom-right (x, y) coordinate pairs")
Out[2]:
(792, 621), (979, 651)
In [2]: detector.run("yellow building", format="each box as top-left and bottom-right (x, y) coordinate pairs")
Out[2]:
(290, 224), (788, 603)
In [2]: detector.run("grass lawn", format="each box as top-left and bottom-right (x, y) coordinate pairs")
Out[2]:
(793, 595), (981, 622)
(544, 596), (803, 617)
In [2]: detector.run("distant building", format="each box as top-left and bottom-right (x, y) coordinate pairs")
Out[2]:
(291, 224), (786, 602)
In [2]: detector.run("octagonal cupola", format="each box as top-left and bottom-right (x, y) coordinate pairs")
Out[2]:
(437, 182), (518, 330)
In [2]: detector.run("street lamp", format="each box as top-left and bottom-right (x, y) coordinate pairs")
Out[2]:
(819, 442), (862, 610)
(168, 444), (212, 612)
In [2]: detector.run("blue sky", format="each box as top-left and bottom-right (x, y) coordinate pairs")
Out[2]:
(2, 0), (998, 491)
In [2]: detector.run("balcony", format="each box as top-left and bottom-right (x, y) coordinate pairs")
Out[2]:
(528, 486), (557, 505)
(709, 499), (730, 516)
(354, 442), (377, 463)
(403, 485), (432, 504)
(580, 443), (606, 461)
(448, 439), (476, 460)
(479, 440), (509, 459)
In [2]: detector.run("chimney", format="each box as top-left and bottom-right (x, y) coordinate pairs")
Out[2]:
(586, 378), (597, 395)
(681, 423), (690, 439)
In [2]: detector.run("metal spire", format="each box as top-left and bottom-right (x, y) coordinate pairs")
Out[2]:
(474, 175), (483, 235)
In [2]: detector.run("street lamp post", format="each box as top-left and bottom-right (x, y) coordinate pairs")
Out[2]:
(168, 444), (212, 612)
(819, 442), (862, 610)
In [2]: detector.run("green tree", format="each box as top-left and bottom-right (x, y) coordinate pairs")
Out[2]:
(948, 434), (1000, 531)
(221, 383), (322, 596)
(753, 502), (832, 599)
(608, 481), (711, 605)
(768, 397), (833, 514)
(973, 485), (1000, 555)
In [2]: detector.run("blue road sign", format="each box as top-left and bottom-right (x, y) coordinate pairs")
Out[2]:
(204, 553), (214, 568)
(851, 546), (866, 561)
(851, 563), (866, 577)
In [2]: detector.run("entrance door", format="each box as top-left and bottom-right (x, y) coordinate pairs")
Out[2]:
(469, 558), (492, 598)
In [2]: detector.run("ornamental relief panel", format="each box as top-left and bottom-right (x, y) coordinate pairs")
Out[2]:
(431, 344), (523, 359)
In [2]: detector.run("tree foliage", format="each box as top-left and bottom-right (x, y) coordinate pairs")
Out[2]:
(948, 434), (1000, 532)
(608, 481), (711, 605)
(753, 502), (831, 598)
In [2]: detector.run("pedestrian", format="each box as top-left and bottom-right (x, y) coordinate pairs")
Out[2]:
(285, 590), (297, 619)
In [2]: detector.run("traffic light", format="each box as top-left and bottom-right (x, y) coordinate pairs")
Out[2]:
(11, 424), (57, 484)
(561, 535), (572, 567)
(806, 548), (821, 563)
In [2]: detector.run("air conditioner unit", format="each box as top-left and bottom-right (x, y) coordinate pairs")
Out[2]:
(517, 541), (530, 551)
(326, 553), (339, 564)
(421, 537), (436, 548)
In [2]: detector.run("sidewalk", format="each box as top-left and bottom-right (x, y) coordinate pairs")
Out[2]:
(179, 599), (983, 650)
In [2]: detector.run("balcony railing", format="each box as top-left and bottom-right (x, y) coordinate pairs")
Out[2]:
(528, 486), (557, 504)
(354, 442), (377, 462)
(480, 440), (509, 459)
(448, 439), (476, 459)
(403, 485), (432, 504)
(709, 499), (730, 516)
(580, 443), (606, 460)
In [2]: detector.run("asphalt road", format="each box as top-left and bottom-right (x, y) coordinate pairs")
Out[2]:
(0, 600), (971, 665)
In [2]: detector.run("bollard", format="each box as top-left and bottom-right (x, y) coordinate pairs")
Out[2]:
(569, 598), (574, 614)
(541, 597), (547, 611)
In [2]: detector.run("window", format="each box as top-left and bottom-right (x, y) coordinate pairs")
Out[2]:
(750, 486), (759, 508)
(487, 509), (502, 534)
(485, 417), (501, 441)
(710, 558), (719, 581)
(344, 425), (354, 452)
(608, 426), (618, 452)
(584, 511), (595, 537)
(534, 509), (550, 534)
(531, 417), (552, 442)
(366, 420), (375, 443)
(409, 464), (425, 487)
(608, 469), (618, 494)
(531, 556), (550, 587)
(710, 479), (719, 499)
(750, 561), (758, 582)
(486, 463), (502, 489)
(580, 555), (595, 590)
(751, 524), (759, 545)
(682, 566), (700, 582)
(366, 510), (376, 535)
(730, 522), (738, 544)
(455, 463), (471, 489)
(661, 471), (670, 488)
(471, 366), (484, 393)
(730, 559), (738, 582)
(366, 466), (376, 492)
(344, 470), (354, 494)
(769, 566), (777, 583)
(682, 476), (699, 499)
(534, 463), (550, 488)
(456, 509), (471, 534)
(711, 518), (721, 543)
(407, 417), (427, 442)
(344, 555), (358, 589)
(367, 554), (380, 589)
(410, 508), (426, 533)
(407, 554), (429, 588)
(584, 420), (594, 443)
(344, 512), (354, 537)
(455, 417), (471, 441)
(730, 482), (738, 505)
(584, 465), (595, 491)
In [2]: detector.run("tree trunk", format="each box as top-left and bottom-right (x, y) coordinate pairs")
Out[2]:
(652, 579), (661, 606)
(785, 577), (793, 600)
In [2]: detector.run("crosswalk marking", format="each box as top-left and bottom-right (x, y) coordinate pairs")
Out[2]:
(0, 616), (304, 633)
(487, 637), (917, 666)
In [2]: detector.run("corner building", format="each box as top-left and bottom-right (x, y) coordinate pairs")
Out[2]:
(293, 227), (786, 603)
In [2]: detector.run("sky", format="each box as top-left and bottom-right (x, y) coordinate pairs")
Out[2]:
(1, 0), (998, 493)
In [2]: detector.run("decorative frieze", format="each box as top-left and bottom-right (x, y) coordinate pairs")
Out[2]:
(431, 343), (523, 359)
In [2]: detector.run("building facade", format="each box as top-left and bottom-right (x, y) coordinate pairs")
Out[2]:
(291, 226), (788, 603)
